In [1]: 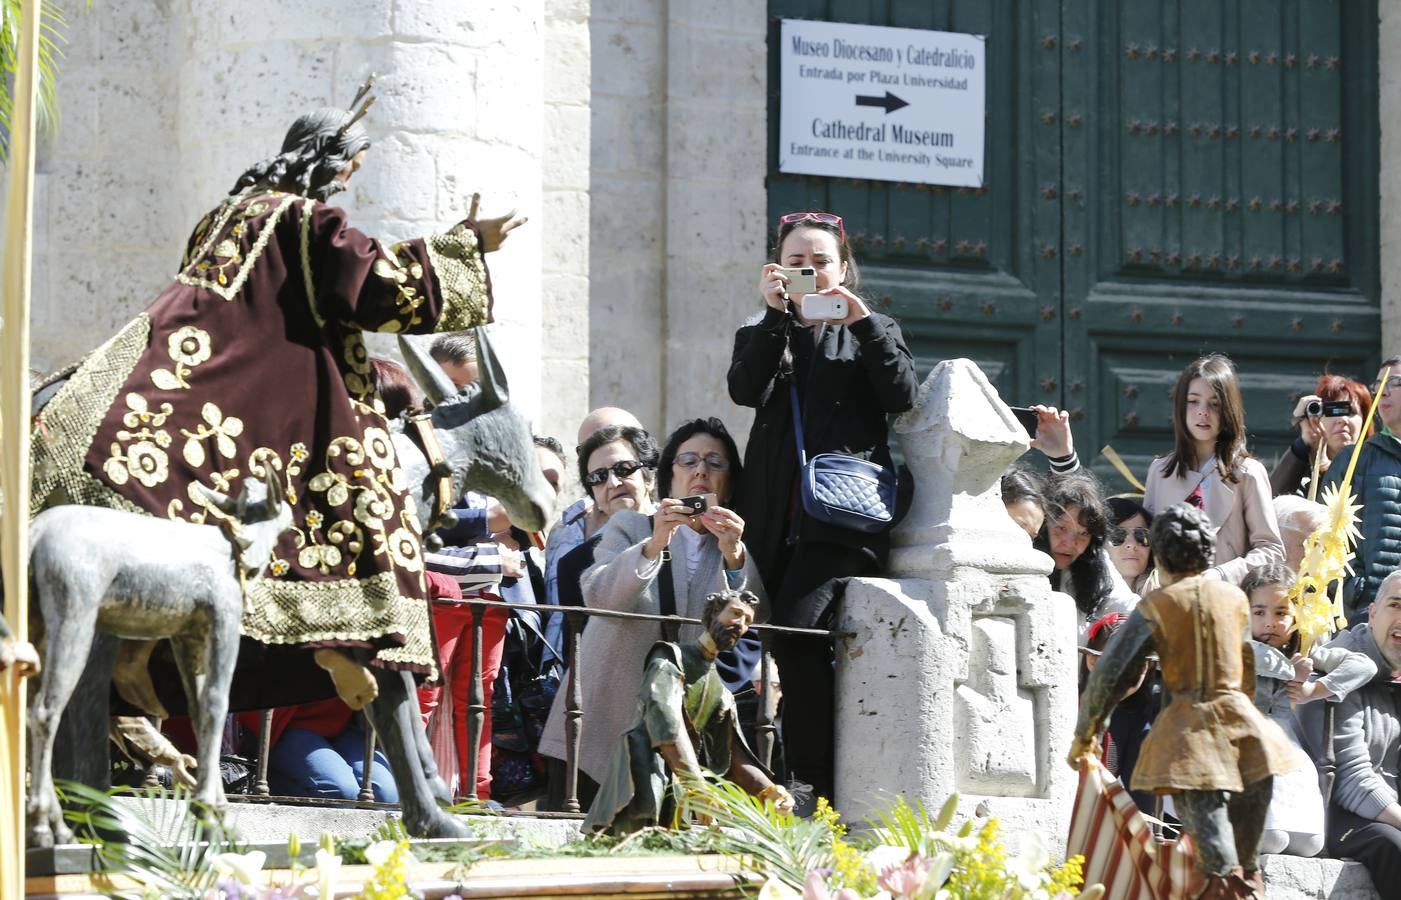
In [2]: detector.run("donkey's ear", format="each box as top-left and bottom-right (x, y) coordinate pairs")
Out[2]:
(262, 467), (284, 508)
(399, 334), (458, 406)
(474, 327), (508, 409)
(191, 482), (238, 516)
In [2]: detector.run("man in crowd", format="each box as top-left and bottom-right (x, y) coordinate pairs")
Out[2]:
(1324, 568), (1401, 886)
(431, 332), (480, 388)
(1324, 356), (1401, 624)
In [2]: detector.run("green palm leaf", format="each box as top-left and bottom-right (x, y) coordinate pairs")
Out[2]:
(0, 0), (71, 160)
(58, 780), (242, 899)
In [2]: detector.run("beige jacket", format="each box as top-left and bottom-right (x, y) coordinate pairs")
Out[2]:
(537, 509), (764, 785)
(1142, 455), (1284, 585)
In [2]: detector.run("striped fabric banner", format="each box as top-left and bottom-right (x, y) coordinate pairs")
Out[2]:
(1067, 756), (1200, 900)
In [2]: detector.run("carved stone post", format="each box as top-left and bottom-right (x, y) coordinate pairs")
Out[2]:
(833, 358), (1077, 844)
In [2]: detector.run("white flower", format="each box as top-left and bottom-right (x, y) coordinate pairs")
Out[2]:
(363, 839), (398, 868)
(210, 850), (266, 886)
(385, 527), (422, 572)
(757, 877), (801, 900)
(362, 427), (397, 470)
(1007, 831), (1052, 891)
(314, 847), (342, 897)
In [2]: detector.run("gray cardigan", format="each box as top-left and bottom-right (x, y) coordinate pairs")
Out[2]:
(1252, 639), (1376, 746)
(536, 509), (765, 784)
(1326, 624), (1401, 821)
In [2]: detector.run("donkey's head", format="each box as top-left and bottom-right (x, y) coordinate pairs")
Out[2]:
(194, 469), (295, 579)
(399, 330), (554, 533)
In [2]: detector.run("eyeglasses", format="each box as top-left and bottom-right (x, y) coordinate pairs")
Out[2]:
(674, 452), (730, 472)
(583, 459), (647, 487)
(1372, 376), (1401, 394)
(1108, 526), (1151, 548)
(778, 211), (845, 242)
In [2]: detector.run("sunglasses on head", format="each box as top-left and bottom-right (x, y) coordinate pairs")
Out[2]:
(1108, 526), (1151, 547)
(778, 211), (845, 242)
(583, 459), (647, 487)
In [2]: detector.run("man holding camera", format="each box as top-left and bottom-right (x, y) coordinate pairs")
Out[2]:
(1323, 356), (1401, 624)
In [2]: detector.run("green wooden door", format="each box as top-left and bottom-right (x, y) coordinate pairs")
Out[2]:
(767, 0), (1379, 490)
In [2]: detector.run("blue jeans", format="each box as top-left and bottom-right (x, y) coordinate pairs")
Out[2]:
(268, 725), (398, 803)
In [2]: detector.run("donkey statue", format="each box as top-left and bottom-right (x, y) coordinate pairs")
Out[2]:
(346, 327), (556, 838)
(27, 471), (292, 847)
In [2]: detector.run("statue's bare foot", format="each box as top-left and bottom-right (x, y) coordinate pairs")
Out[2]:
(314, 649), (379, 710)
(113, 639), (169, 719)
(110, 716), (198, 789)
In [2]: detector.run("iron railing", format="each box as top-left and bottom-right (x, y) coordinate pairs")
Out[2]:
(235, 597), (840, 815)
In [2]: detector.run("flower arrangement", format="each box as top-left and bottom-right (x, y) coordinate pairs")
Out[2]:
(678, 776), (1095, 900)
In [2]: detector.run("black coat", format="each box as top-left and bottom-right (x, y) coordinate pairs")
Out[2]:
(727, 305), (919, 595)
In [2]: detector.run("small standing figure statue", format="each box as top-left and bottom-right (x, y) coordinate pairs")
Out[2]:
(1068, 504), (1296, 899)
(584, 589), (793, 834)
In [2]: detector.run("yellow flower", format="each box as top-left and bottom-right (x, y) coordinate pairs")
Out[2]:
(126, 440), (170, 487)
(269, 559), (290, 576)
(167, 325), (212, 367)
(306, 510), (325, 530)
(290, 442), (310, 463)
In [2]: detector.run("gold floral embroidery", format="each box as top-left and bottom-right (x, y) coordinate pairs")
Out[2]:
(426, 223), (492, 331)
(342, 333), (374, 400)
(151, 326), (212, 390)
(370, 241), (430, 334)
(103, 392), (175, 487)
(176, 193), (298, 301)
(179, 402), (245, 468)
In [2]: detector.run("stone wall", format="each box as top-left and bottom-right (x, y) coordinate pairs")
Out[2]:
(27, 0), (589, 447)
(587, 0), (767, 438)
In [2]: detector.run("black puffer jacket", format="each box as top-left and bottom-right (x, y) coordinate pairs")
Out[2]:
(727, 305), (919, 592)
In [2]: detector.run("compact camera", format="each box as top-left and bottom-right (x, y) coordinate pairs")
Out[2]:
(1294, 394), (1356, 420)
(800, 292), (848, 321)
(775, 266), (817, 297)
(677, 493), (717, 516)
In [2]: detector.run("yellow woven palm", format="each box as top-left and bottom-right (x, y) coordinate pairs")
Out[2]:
(1287, 482), (1361, 655)
(1287, 367), (1389, 656)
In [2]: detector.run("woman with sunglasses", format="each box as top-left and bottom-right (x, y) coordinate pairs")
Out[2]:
(1322, 356), (1401, 623)
(1106, 497), (1156, 596)
(538, 418), (763, 809)
(1269, 374), (1373, 498)
(729, 211), (919, 804)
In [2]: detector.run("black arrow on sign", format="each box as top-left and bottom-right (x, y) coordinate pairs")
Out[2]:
(855, 91), (909, 114)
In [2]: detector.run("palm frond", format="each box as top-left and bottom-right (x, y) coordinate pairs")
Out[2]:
(674, 774), (835, 890)
(0, 0), (73, 159)
(863, 793), (958, 857)
(58, 780), (242, 899)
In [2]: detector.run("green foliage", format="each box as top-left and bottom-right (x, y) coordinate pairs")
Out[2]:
(58, 780), (240, 899)
(0, 0), (72, 159)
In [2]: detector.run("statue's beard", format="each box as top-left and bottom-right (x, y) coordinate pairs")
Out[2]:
(709, 622), (744, 652)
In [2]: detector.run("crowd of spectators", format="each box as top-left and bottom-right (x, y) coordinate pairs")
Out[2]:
(1003, 353), (1401, 887)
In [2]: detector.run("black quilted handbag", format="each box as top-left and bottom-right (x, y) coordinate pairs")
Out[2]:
(788, 383), (896, 533)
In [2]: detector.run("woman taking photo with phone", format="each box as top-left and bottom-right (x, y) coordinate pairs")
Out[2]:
(729, 211), (919, 805)
(1143, 354), (1284, 585)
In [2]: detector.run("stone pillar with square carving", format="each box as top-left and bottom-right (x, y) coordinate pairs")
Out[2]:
(833, 358), (1078, 845)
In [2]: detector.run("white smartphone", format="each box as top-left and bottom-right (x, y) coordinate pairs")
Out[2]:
(801, 292), (848, 320)
(776, 266), (817, 296)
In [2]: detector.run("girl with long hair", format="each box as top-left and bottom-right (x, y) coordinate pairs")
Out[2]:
(1143, 354), (1285, 584)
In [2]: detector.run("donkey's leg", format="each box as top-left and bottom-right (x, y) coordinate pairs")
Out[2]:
(364, 668), (469, 838)
(170, 630), (224, 821)
(193, 604), (240, 817)
(27, 596), (98, 847)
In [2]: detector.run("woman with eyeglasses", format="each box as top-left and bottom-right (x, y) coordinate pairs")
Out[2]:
(537, 418), (763, 809)
(1105, 497), (1156, 596)
(1322, 355), (1401, 623)
(1269, 374), (1373, 498)
(729, 211), (919, 804)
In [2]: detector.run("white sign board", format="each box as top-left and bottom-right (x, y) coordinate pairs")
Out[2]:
(778, 19), (986, 188)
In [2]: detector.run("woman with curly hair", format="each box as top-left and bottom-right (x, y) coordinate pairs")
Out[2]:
(1036, 471), (1138, 640)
